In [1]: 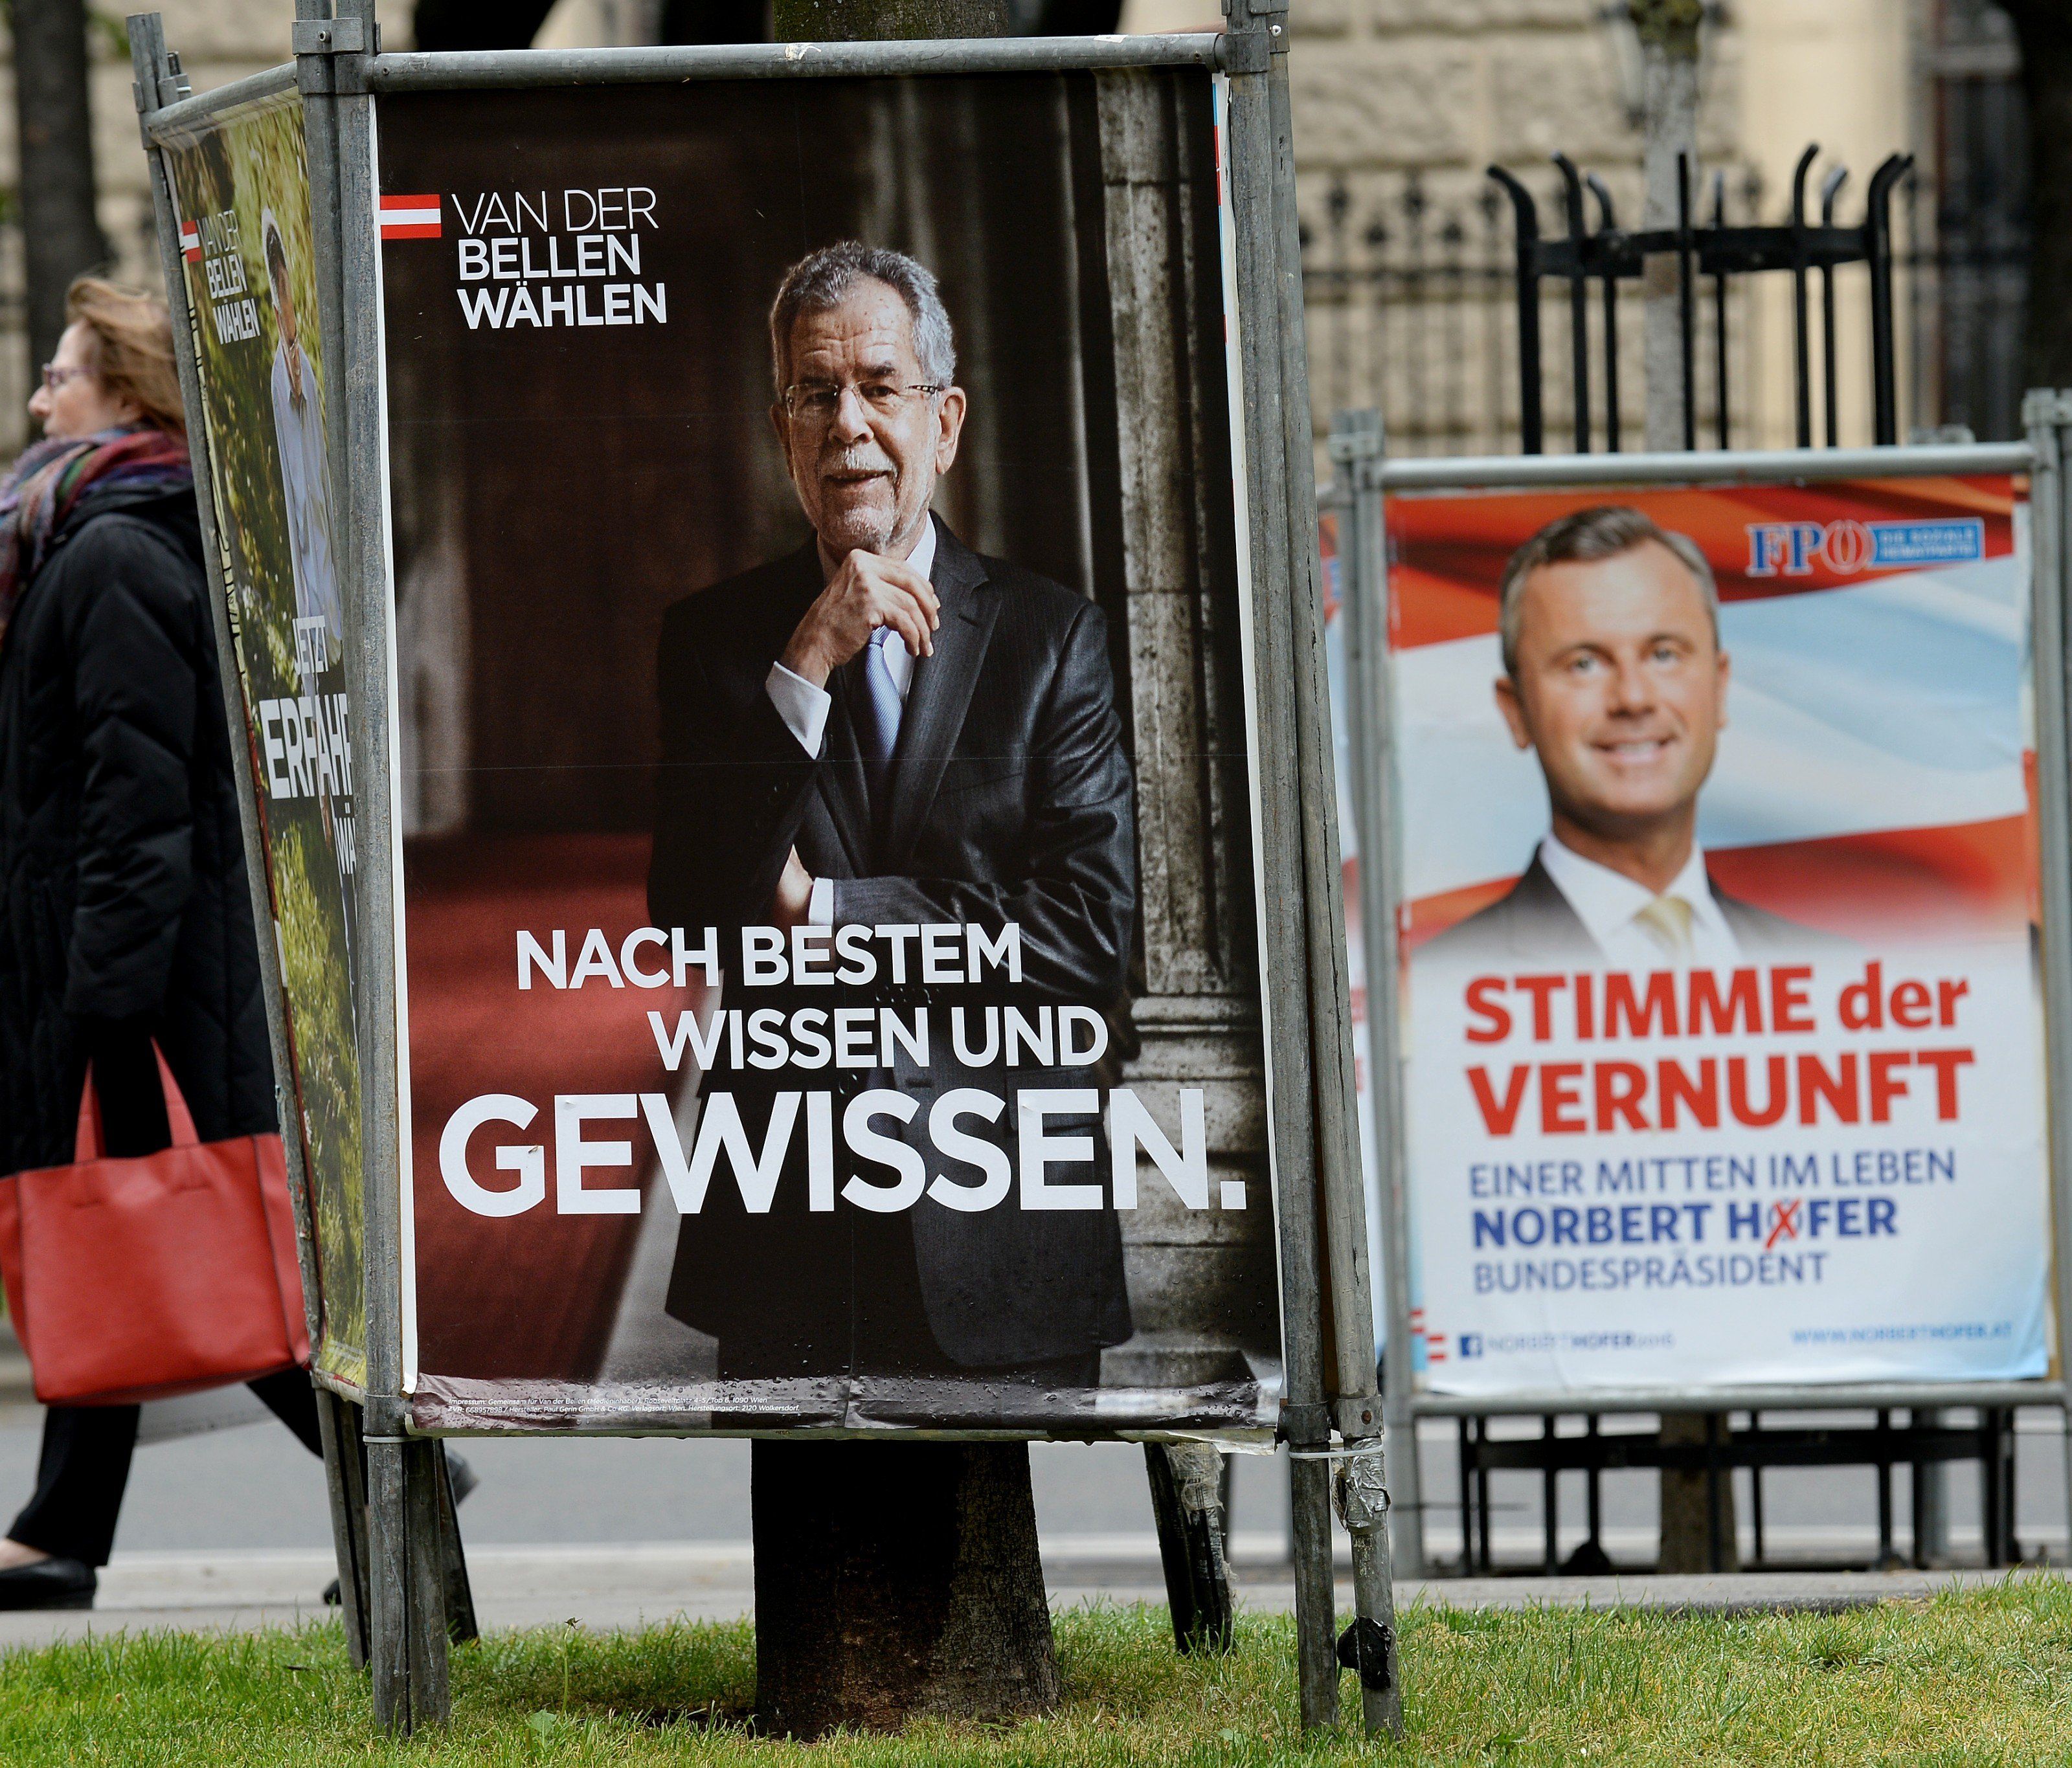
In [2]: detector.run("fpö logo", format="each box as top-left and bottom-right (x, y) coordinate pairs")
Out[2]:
(1746, 515), (1985, 578)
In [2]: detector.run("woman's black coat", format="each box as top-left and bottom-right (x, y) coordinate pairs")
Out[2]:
(0, 482), (275, 1178)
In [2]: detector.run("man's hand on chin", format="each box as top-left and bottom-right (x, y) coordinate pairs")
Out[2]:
(780, 548), (940, 687)
(772, 846), (815, 930)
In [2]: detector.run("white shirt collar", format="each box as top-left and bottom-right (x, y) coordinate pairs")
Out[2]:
(904, 513), (938, 584)
(1537, 833), (1728, 949)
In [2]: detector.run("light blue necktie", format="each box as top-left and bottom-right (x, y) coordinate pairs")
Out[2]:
(854, 627), (904, 812)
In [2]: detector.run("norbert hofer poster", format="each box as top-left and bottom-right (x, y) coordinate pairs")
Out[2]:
(157, 93), (366, 1389)
(1392, 478), (2049, 1394)
(376, 71), (1283, 1432)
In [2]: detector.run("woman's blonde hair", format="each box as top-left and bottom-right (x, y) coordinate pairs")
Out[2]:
(65, 276), (185, 438)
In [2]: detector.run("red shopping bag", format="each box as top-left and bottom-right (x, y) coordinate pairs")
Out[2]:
(0, 1047), (310, 1405)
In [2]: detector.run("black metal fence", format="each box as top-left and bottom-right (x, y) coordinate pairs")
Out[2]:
(1300, 155), (2030, 457)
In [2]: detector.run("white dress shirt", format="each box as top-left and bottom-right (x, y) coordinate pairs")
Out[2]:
(764, 518), (937, 923)
(1536, 833), (1740, 967)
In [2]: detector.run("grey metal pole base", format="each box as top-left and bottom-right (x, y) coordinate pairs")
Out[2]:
(1289, 1453), (1338, 1730)
(368, 1436), (455, 1732)
(436, 1444), (480, 1646)
(325, 1394), (476, 1694)
(1145, 1444), (1234, 1653)
(1335, 1440), (1404, 1738)
(315, 1388), (372, 1667)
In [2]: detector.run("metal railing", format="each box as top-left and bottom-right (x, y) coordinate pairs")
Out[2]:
(1301, 155), (2030, 458)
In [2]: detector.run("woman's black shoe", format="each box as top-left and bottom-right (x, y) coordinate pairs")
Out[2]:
(0, 1557), (95, 1611)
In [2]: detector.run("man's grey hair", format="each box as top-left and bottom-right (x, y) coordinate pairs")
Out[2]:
(769, 241), (956, 394)
(1497, 504), (1719, 676)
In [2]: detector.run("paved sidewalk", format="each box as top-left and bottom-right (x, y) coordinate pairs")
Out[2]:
(0, 1542), (2056, 1650)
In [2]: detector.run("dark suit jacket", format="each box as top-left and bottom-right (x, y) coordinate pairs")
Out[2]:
(1422, 852), (1821, 967)
(648, 516), (1136, 1367)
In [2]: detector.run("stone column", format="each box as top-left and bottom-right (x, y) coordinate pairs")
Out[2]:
(1093, 71), (1278, 1396)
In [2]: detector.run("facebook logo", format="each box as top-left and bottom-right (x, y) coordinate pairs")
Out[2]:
(1458, 1333), (1483, 1360)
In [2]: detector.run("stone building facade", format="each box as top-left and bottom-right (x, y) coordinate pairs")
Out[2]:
(0, 1), (1980, 454)
(1282, 0), (1924, 453)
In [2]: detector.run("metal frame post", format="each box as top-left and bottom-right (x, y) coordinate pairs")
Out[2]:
(1226, 2), (1399, 1730)
(1287, 170), (1399, 1763)
(315, 1385), (373, 1662)
(293, 0), (451, 1729)
(126, 8), (374, 1664)
(1331, 411), (1425, 1581)
(2023, 389), (2072, 1565)
(1222, 0), (1341, 1732)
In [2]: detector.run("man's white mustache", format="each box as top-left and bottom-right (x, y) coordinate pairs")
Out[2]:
(822, 453), (895, 476)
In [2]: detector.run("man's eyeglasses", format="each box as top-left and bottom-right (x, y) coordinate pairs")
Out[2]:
(781, 377), (945, 426)
(38, 364), (91, 394)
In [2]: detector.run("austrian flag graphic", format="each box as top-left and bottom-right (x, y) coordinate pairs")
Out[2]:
(379, 194), (442, 241)
(178, 220), (202, 262)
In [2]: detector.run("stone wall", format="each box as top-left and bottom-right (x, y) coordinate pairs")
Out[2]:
(1277, 0), (1917, 453)
(0, 1), (1914, 455)
(1284, 0), (1750, 453)
(1093, 69), (1278, 1396)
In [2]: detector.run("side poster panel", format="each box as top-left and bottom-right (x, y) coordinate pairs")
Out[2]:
(1391, 478), (2049, 1394)
(1318, 511), (1390, 1356)
(376, 71), (1284, 1433)
(158, 96), (366, 1387)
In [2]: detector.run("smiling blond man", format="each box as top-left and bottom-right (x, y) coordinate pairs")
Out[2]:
(1430, 505), (1808, 966)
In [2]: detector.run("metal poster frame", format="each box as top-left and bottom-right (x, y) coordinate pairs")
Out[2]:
(128, 1), (1398, 1736)
(1330, 416), (2072, 1580)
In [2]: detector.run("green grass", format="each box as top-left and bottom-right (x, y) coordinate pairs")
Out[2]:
(5, 1583), (2072, 1765)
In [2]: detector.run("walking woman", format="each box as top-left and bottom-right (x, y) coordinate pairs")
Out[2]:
(0, 278), (325, 1608)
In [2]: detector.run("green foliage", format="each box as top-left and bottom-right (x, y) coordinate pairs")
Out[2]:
(275, 820), (367, 1383)
(5, 1587), (2072, 1763)
(158, 96), (366, 1384)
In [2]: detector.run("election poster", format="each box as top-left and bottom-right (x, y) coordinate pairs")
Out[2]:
(1390, 477), (2049, 1395)
(374, 71), (1283, 1432)
(158, 94), (366, 1389)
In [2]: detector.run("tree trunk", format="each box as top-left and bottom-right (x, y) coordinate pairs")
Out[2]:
(14, 0), (109, 388)
(752, 1442), (1059, 1737)
(1996, 2), (2072, 389)
(1657, 1411), (1737, 1574)
(659, 1), (770, 43)
(747, 0), (1062, 1736)
(410, 1), (561, 50)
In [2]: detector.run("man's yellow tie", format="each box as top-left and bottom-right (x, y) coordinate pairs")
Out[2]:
(1634, 893), (1695, 960)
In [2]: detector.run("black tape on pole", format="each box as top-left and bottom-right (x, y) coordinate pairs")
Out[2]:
(1335, 1617), (1395, 1694)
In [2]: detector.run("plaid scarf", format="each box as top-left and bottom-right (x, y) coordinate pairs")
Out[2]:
(0, 425), (193, 645)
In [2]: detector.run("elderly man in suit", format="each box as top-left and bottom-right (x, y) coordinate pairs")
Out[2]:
(648, 242), (1136, 1404)
(1430, 504), (1808, 967)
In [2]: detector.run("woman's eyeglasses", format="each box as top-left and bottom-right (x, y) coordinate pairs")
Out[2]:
(38, 364), (91, 394)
